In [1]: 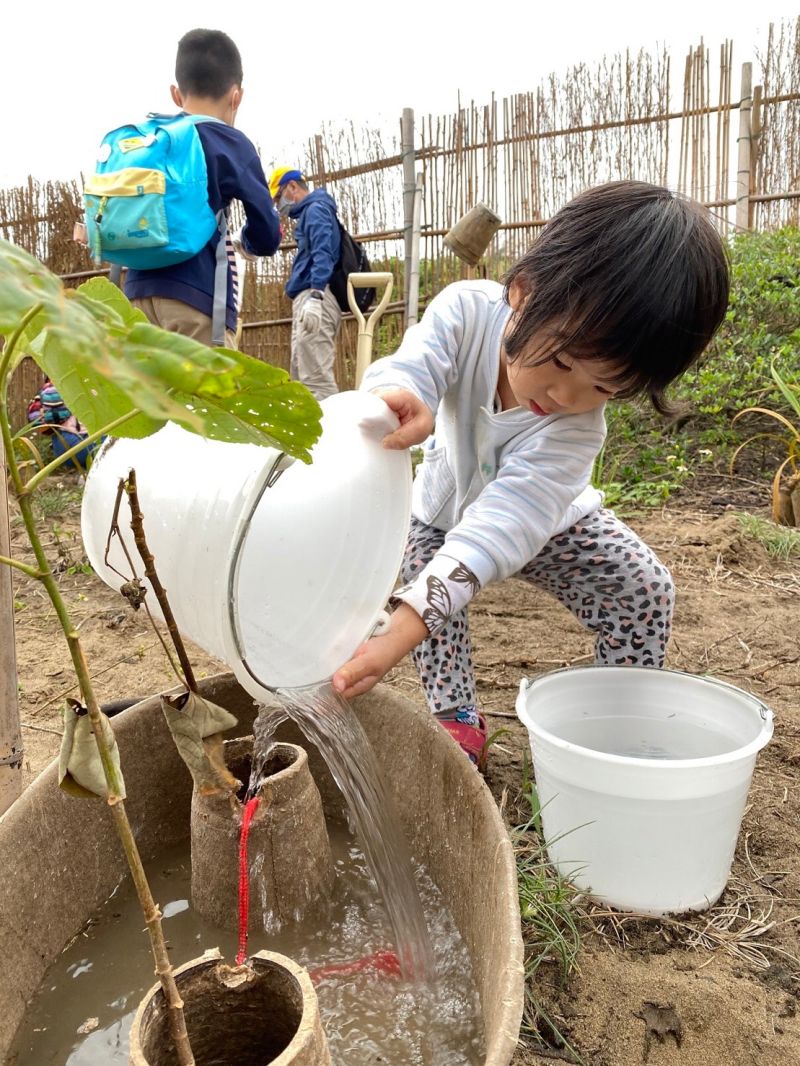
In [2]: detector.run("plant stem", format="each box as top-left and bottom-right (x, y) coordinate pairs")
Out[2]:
(0, 554), (45, 579)
(124, 470), (198, 692)
(1, 408), (196, 1065)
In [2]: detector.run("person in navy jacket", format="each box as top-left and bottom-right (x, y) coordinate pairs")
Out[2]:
(269, 167), (342, 399)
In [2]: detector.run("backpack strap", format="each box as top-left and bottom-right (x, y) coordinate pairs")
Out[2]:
(211, 211), (228, 347)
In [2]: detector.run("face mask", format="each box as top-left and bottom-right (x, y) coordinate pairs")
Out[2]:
(278, 194), (293, 218)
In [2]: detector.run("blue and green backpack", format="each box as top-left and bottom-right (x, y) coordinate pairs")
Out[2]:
(83, 113), (222, 269)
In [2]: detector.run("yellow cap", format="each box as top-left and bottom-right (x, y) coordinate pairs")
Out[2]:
(268, 167), (303, 200)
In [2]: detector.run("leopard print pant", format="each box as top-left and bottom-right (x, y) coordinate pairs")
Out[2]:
(401, 508), (674, 715)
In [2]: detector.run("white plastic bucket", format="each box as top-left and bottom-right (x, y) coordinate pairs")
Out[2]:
(80, 391), (411, 697)
(515, 666), (773, 915)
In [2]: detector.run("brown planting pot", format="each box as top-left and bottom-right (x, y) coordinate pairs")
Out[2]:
(191, 739), (335, 931)
(129, 948), (331, 1066)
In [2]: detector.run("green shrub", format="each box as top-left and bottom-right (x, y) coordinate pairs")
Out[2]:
(595, 227), (800, 509)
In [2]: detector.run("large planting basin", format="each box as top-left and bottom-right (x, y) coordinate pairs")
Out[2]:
(0, 674), (524, 1064)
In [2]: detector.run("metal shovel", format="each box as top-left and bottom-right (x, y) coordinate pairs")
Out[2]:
(347, 272), (394, 387)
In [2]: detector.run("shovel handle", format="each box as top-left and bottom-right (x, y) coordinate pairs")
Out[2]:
(349, 273), (394, 387)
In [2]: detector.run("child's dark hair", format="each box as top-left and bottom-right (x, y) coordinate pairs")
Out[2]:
(175, 29), (243, 99)
(503, 181), (730, 415)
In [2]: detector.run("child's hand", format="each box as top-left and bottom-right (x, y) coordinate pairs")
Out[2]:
(332, 604), (428, 699)
(370, 388), (434, 449)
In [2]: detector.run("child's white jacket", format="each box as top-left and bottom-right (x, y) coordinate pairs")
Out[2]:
(361, 280), (606, 613)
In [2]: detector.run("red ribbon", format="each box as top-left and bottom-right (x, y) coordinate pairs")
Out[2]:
(235, 796), (261, 967)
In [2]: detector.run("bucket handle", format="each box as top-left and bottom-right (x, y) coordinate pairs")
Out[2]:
(696, 672), (772, 722)
(519, 669), (773, 724)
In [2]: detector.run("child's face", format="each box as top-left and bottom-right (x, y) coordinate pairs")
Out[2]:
(505, 348), (619, 416)
(505, 284), (621, 416)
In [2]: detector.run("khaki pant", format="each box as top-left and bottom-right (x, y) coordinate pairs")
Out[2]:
(290, 287), (342, 400)
(131, 296), (237, 350)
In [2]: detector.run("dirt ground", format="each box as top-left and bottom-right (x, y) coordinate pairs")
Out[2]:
(7, 471), (800, 1066)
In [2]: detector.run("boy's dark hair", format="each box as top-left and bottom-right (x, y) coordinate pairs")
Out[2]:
(503, 180), (730, 415)
(175, 29), (243, 99)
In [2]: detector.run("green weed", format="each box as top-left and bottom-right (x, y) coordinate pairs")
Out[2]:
(593, 228), (800, 510)
(66, 561), (94, 576)
(33, 483), (82, 520)
(513, 782), (585, 1064)
(737, 512), (800, 558)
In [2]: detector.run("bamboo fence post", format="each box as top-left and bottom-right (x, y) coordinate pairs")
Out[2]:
(313, 135), (327, 186)
(751, 82), (764, 227)
(0, 434), (22, 814)
(401, 108), (416, 328)
(736, 62), (754, 232)
(407, 174), (424, 328)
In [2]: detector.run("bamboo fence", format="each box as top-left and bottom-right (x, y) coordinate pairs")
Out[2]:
(2, 22), (799, 430)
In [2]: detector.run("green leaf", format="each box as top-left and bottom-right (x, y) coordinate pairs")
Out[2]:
(0, 240), (62, 332)
(113, 329), (322, 460)
(4, 305), (48, 374)
(181, 346), (323, 461)
(1, 240), (323, 460)
(127, 324), (246, 397)
(771, 361), (800, 422)
(36, 330), (165, 439)
(75, 276), (149, 330)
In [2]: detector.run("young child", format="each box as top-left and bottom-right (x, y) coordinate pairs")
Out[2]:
(332, 180), (730, 769)
(124, 28), (282, 347)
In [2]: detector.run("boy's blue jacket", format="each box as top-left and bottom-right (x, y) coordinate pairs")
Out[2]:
(124, 119), (281, 331)
(285, 189), (341, 298)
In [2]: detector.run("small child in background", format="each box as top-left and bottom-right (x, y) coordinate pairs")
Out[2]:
(333, 180), (730, 769)
(27, 381), (95, 470)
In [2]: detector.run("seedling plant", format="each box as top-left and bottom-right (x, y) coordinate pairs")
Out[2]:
(0, 239), (322, 1064)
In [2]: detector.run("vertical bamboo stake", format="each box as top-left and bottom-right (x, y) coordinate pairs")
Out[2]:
(736, 63), (754, 232)
(407, 174), (424, 327)
(715, 44), (725, 206)
(679, 50), (690, 195)
(751, 82), (763, 229)
(401, 108), (415, 328)
(313, 135), (327, 186)
(663, 53), (671, 186)
(0, 434), (22, 814)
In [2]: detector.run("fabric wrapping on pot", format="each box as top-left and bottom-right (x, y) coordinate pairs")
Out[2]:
(191, 739), (335, 931)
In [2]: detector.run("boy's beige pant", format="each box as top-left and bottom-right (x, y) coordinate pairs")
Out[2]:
(290, 287), (342, 400)
(131, 296), (237, 350)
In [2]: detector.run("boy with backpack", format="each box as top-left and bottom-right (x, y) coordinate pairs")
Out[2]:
(86, 29), (281, 349)
(268, 167), (345, 399)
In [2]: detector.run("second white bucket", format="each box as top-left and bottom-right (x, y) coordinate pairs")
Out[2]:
(516, 666), (773, 915)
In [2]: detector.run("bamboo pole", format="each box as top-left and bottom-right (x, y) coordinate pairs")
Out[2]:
(407, 174), (424, 328)
(0, 433), (22, 814)
(736, 63), (754, 232)
(751, 82), (764, 227)
(401, 108), (416, 327)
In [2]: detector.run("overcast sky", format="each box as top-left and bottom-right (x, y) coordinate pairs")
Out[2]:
(1, 0), (797, 188)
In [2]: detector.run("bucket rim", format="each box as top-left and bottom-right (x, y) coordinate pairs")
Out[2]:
(516, 665), (774, 770)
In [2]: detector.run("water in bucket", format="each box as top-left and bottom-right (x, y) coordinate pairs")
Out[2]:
(516, 666), (773, 916)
